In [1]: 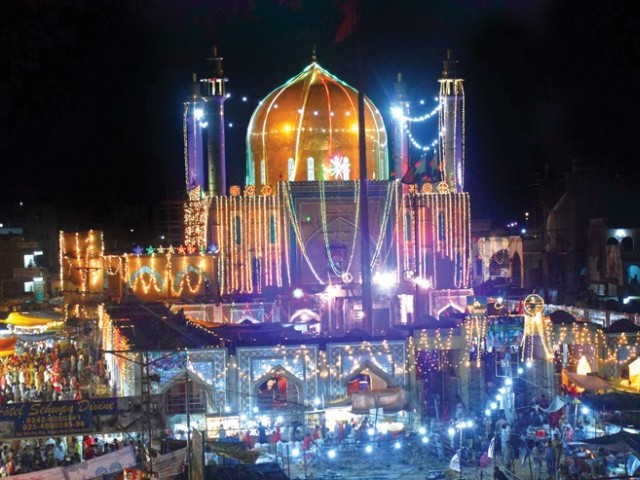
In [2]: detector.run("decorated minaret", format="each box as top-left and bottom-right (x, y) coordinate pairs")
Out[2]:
(438, 49), (465, 192)
(183, 47), (228, 249)
(203, 46), (228, 196)
(183, 46), (228, 196)
(391, 73), (410, 181)
(184, 72), (207, 192)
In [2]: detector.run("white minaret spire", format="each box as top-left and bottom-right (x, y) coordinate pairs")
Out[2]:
(438, 49), (465, 192)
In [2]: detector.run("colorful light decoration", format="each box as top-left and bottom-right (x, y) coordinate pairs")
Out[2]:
(521, 294), (554, 362)
(58, 230), (104, 294)
(400, 192), (472, 289)
(213, 190), (289, 293)
(465, 298), (488, 368)
(102, 250), (216, 298)
(184, 186), (211, 250)
(328, 154), (351, 180)
(245, 62), (388, 189)
(319, 180), (359, 277)
(438, 74), (466, 191)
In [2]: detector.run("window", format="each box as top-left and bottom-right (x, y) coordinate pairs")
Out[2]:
(165, 381), (207, 415)
(438, 212), (445, 241)
(234, 216), (242, 244)
(23, 254), (35, 268)
(307, 157), (315, 180)
(269, 215), (277, 244)
(288, 158), (295, 181)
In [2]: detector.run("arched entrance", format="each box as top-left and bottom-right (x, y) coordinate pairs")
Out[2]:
(161, 371), (211, 415)
(343, 360), (395, 396)
(490, 249), (510, 278)
(253, 366), (303, 410)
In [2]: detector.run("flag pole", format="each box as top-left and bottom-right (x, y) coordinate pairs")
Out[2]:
(355, 0), (373, 334)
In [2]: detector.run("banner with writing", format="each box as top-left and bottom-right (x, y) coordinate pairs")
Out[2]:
(153, 448), (188, 478)
(64, 446), (137, 480)
(0, 398), (118, 437)
(6, 467), (66, 480)
(8, 447), (136, 480)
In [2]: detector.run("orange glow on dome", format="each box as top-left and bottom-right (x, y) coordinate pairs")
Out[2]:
(246, 62), (388, 187)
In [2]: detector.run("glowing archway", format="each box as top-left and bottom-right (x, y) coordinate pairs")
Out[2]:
(436, 301), (465, 317)
(173, 264), (209, 295)
(290, 308), (320, 323)
(253, 365), (303, 410)
(129, 266), (164, 292)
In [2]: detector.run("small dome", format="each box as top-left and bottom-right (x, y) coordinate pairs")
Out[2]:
(246, 62), (388, 188)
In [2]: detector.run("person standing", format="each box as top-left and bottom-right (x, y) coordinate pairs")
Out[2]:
(344, 421), (352, 441)
(500, 424), (510, 464)
(257, 423), (268, 445)
(545, 440), (556, 479)
(494, 466), (508, 480)
(243, 431), (253, 449)
(455, 395), (466, 420)
(272, 427), (282, 444)
(303, 433), (312, 451)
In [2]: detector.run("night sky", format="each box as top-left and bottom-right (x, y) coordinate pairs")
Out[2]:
(1, 0), (638, 231)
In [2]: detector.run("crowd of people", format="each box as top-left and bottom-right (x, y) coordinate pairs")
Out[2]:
(0, 436), (143, 477)
(0, 338), (108, 404)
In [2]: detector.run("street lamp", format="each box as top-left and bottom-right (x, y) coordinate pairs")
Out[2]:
(454, 420), (473, 480)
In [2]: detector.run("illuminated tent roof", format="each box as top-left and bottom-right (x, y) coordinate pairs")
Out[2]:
(0, 312), (61, 327)
(246, 62), (388, 188)
(564, 370), (612, 391)
(579, 431), (640, 459)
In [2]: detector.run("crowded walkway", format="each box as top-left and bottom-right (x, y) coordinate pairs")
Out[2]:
(0, 332), (109, 405)
(0, 436), (143, 477)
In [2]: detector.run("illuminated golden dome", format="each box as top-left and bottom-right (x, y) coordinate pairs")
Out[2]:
(246, 62), (388, 187)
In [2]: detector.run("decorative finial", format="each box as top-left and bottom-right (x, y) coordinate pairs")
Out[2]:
(207, 45), (224, 78)
(442, 48), (458, 79)
(311, 45), (317, 63)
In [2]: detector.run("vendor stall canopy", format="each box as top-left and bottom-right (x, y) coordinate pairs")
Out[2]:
(0, 311), (61, 327)
(580, 431), (640, 459)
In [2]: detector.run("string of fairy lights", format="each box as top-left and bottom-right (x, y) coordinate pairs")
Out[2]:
(69, 181), (473, 299)
(59, 230), (104, 295)
(223, 82), (442, 169)
(319, 180), (360, 277)
(96, 293), (640, 409)
(392, 97), (441, 153)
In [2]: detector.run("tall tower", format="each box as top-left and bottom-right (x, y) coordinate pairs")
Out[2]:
(391, 73), (410, 181)
(202, 46), (228, 196)
(438, 49), (465, 192)
(184, 73), (206, 192)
